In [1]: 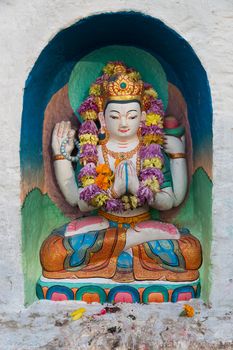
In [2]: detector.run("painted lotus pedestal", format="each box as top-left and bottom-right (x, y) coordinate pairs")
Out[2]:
(37, 61), (202, 304)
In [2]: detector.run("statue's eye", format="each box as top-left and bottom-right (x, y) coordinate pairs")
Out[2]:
(128, 115), (138, 119)
(110, 115), (119, 120)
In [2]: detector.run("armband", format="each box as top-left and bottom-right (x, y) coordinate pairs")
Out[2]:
(167, 153), (186, 159)
(53, 154), (66, 161)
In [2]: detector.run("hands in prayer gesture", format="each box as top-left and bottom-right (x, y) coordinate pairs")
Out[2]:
(112, 135), (186, 199)
(112, 160), (140, 197)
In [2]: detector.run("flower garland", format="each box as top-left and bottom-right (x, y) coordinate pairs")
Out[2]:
(77, 61), (165, 213)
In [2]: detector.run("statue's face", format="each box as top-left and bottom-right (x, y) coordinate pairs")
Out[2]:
(103, 101), (143, 140)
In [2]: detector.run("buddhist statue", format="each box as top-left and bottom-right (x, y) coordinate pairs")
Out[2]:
(37, 61), (202, 303)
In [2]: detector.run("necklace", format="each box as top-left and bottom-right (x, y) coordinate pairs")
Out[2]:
(102, 143), (141, 175)
(102, 142), (141, 161)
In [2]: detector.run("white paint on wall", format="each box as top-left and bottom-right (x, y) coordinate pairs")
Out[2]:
(0, 0), (233, 311)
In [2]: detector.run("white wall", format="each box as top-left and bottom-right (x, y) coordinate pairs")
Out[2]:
(0, 0), (232, 311)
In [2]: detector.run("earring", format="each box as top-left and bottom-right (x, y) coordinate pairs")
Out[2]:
(137, 127), (142, 139)
(98, 126), (106, 141)
(99, 127), (109, 144)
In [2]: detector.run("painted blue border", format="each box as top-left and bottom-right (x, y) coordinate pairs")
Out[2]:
(108, 285), (140, 303)
(171, 286), (195, 303)
(46, 285), (74, 300)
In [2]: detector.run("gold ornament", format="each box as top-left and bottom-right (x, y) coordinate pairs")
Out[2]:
(102, 143), (141, 175)
(102, 142), (141, 160)
(53, 154), (65, 161)
(105, 74), (143, 103)
(167, 153), (186, 159)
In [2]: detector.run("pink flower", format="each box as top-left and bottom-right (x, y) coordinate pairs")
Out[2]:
(78, 163), (97, 182)
(79, 144), (98, 159)
(78, 120), (98, 135)
(141, 123), (163, 136)
(78, 96), (99, 115)
(137, 185), (154, 204)
(140, 168), (164, 185)
(140, 144), (163, 160)
(80, 184), (102, 202)
(105, 199), (124, 213)
(147, 98), (164, 116)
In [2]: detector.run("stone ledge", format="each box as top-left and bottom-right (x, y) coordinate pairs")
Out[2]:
(0, 300), (232, 349)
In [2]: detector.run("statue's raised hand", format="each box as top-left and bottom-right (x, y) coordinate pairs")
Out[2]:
(52, 121), (76, 155)
(163, 135), (185, 154)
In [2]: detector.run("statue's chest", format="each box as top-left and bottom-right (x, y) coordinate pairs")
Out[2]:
(97, 145), (138, 172)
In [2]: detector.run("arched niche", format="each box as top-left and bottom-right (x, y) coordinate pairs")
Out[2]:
(20, 11), (212, 305)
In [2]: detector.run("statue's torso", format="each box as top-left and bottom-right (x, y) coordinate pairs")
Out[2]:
(97, 143), (150, 217)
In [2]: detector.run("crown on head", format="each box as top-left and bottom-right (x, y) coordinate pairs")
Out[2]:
(103, 74), (144, 105)
(78, 61), (159, 120)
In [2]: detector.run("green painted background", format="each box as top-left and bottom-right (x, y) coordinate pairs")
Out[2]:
(22, 190), (70, 305)
(68, 46), (168, 121)
(172, 168), (212, 302)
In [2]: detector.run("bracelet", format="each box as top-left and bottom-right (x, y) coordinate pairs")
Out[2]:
(53, 154), (66, 161)
(60, 138), (80, 162)
(168, 152), (186, 159)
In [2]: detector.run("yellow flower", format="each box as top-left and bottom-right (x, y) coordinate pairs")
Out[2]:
(128, 71), (141, 81)
(113, 64), (127, 75)
(182, 304), (195, 318)
(89, 84), (102, 96)
(145, 113), (163, 127)
(142, 134), (164, 145)
(144, 88), (158, 99)
(91, 193), (108, 207)
(121, 195), (129, 203)
(121, 195), (131, 210)
(144, 178), (160, 192)
(123, 202), (131, 210)
(103, 63), (115, 75)
(79, 134), (98, 145)
(142, 94), (152, 111)
(70, 307), (86, 317)
(81, 176), (95, 187)
(70, 308), (86, 321)
(82, 110), (98, 120)
(143, 157), (162, 169)
(130, 195), (138, 209)
(95, 96), (104, 113)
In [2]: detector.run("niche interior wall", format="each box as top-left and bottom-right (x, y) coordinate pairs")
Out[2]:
(20, 11), (212, 306)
